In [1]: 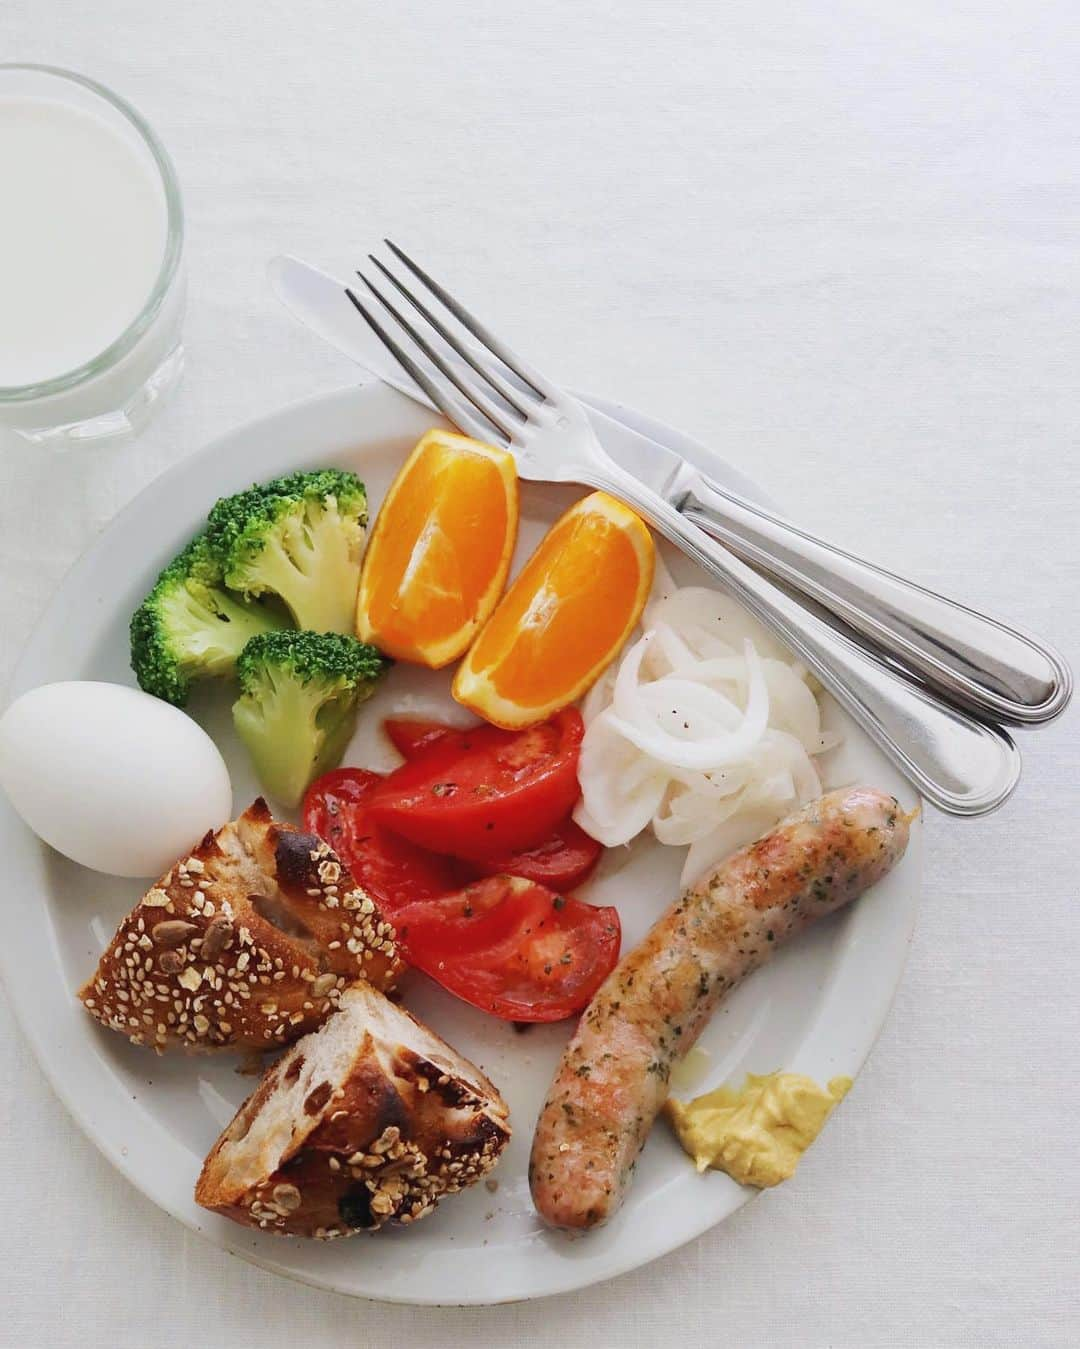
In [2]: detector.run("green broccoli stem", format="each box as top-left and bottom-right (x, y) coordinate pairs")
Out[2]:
(232, 675), (360, 808)
(163, 584), (280, 675)
(233, 516), (360, 634)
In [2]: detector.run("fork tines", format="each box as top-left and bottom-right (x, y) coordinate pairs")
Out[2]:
(346, 241), (552, 445)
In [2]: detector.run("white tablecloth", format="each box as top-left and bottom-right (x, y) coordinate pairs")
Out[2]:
(3, 3), (1078, 1345)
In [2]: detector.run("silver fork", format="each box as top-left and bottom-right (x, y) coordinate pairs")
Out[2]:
(346, 243), (1021, 816)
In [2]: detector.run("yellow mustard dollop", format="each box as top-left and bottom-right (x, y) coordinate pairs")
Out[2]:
(664, 1072), (853, 1187)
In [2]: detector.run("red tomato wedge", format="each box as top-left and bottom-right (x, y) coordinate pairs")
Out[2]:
(302, 769), (461, 915)
(384, 716), (602, 890)
(459, 817), (602, 892)
(384, 717), (458, 760)
(392, 876), (621, 1021)
(370, 708), (584, 860)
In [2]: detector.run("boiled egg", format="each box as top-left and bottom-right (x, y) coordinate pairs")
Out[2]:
(0, 681), (232, 877)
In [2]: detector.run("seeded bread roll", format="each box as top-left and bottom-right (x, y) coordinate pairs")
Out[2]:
(195, 982), (511, 1238)
(78, 799), (401, 1053)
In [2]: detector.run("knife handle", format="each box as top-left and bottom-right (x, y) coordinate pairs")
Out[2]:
(674, 468), (1070, 726)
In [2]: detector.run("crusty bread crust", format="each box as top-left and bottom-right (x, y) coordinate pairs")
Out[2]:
(78, 799), (401, 1053)
(195, 983), (511, 1238)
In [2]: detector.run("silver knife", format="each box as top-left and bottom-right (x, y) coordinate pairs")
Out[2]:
(268, 255), (1070, 727)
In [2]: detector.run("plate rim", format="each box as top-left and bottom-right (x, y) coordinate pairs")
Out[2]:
(0, 378), (922, 1305)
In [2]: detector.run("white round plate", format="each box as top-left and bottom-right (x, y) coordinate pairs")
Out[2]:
(0, 381), (922, 1305)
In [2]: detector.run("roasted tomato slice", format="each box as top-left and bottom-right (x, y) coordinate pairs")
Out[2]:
(302, 768), (461, 915)
(384, 715), (601, 889)
(392, 875), (621, 1022)
(459, 817), (602, 892)
(370, 708), (584, 860)
(383, 717), (458, 761)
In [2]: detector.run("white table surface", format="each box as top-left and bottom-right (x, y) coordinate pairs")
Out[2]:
(3, 3), (1078, 1345)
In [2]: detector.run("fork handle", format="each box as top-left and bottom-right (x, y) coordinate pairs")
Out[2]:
(671, 466), (1071, 727)
(586, 462), (1021, 816)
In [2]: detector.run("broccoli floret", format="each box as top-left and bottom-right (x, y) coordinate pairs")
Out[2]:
(130, 534), (284, 706)
(233, 629), (388, 806)
(206, 470), (368, 635)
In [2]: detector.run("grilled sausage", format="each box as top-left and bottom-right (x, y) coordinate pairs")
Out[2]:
(529, 786), (910, 1229)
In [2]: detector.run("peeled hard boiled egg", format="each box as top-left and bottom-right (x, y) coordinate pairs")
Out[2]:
(0, 681), (232, 878)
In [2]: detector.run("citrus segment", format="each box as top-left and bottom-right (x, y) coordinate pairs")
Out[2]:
(453, 491), (654, 727)
(356, 430), (518, 667)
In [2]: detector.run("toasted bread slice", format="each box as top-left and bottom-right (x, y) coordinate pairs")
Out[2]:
(78, 799), (401, 1053)
(196, 982), (511, 1237)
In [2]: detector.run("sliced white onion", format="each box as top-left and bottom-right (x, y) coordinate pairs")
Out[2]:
(681, 803), (793, 888)
(576, 577), (841, 864)
(647, 586), (793, 661)
(654, 780), (748, 845)
(608, 637), (769, 771)
(636, 678), (744, 734)
(674, 656), (752, 686)
(760, 658), (827, 753)
(572, 711), (668, 846)
(649, 621), (699, 675)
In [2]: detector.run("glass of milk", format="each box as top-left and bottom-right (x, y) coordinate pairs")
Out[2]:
(0, 65), (185, 448)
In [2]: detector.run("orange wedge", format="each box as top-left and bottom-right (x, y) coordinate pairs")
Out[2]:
(356, 429), (518, 667)
(453, 491), (655, 728)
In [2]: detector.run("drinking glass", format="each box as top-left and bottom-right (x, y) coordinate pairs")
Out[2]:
(0, 65), (185, 448)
